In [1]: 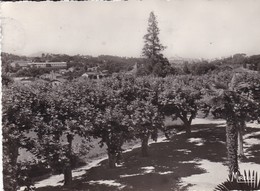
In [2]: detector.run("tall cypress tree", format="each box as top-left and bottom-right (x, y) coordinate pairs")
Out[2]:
(141, 12), (170, 77)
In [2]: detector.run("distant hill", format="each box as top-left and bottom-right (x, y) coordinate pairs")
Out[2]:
(28, 51), (51, 58)
(168, 56), (202, 64)
(1, 52), (144, 75)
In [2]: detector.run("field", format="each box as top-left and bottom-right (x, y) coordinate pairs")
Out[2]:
(26, 118), (260, 191)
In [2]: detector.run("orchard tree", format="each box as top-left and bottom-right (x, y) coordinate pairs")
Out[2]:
(90, 77), (133, 168)
(159, 75), (203, 136)
(141, 12), (170, 77)
(127, 77), (164, 156)
(93, 105), (131, 168)
(128, 98), (163, 156)
(29, 80), (94, 186)
(3, 79), (94, 189)
(2, 83), (43, 191)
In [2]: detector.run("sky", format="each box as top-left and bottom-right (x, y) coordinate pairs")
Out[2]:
(1, 0), (260, 59)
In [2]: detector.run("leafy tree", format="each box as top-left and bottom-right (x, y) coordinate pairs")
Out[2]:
(129, 77), (164, 156)
(159, 75), (203, 136)
(2, 73), (14, 86)
(30, 80), (93, 185)
(90, 77), (133, 168)
(128, 98), (163, 156)
(2, 84), (41, 191)
(141, 12), (170, 77)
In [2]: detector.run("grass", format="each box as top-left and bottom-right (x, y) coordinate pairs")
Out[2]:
(36, 123), (260, 191)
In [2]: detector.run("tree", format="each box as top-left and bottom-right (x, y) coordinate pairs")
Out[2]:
(2, 84), (41, 191)
(31, 80), (93, 186)
(90, 77), (133, 168)
(128, 98), (163, 156)
(183, 62), (191, 74)
(189, 61), (218, 75)
(2, 73), (14, 86)
(141, 12), (170, 77)
(125, 77), (165, 156)
(203, 72), (260, 175)
(159, 75), (203, 136)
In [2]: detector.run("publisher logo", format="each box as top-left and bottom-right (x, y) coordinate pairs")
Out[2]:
(233, 172), (255, 183)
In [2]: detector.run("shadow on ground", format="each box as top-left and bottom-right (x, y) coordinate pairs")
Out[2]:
(36, 123), (260, 191)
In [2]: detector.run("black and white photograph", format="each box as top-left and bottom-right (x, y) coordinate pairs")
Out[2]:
(1, 0), (260, 190)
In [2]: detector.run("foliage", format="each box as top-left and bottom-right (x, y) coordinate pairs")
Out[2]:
(142, 12), (165, 59)
(17, 162), (37, 191)
(189, 61), (218, 75)
(2, 79), (95, 188)
(159, 75), (203, 135)
(3, 67), (259, 189)
(2, 73), (14, 86)
(3, 52), (143, 78)
(203, 72), (260, 122)
(2, 84), (43, 191)
(1, 52), (30, 73)
(141, 12), (171, 77)
(15, 67), (51, 78)
(89, 76), (134, 167)
(127, 77), (165, 156)
(201, 71), (260, 174)
(30, 80), (93, 185)
(243, 54), (260, 71)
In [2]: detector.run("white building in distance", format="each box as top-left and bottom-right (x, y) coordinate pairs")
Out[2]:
(11, 61), (67, 69)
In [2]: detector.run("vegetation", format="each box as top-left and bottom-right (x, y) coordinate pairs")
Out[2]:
(140, 12), (172, 77)
(202, 72), (260, 174)
(1, 52), (142, 77)
(2, 10), (260, 191)
(3, 67), (260, 190)
(3, 84), (40, 191)
(159, 75), (204, 136)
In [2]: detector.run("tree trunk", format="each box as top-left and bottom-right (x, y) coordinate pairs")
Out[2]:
(237, 119), (245, 158)
(141, 134), (150, 157)
(3, 138), (19, 191)
(237, 126), (244, 158)
(178, 114), (192, 137)
(226, 119), (239, 175)
(116, 148), (123, 165)
(64, 165), (72, 186)
(164, 131), (170, 140)
(108, 152), (117, 168)
(64, 134), (73, 186)
(106, 133), (122, 168)
(182, 119), (191, 137)
(116, 136), (124, 165)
